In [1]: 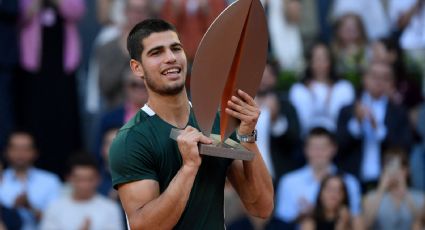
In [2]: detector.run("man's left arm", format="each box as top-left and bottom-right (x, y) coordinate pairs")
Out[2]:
(225, 89), (274, 219)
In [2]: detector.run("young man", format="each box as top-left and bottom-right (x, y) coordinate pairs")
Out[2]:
(109, 19), (274, 229)
(40, 154), (123, 230)
(0, 131), (62, 230)
(275, 127), (362, 227)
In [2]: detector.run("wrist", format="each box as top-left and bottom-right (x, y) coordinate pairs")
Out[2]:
(181, 164), (199, 175)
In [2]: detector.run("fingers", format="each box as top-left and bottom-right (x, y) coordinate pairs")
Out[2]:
(236, 89), (255, 106)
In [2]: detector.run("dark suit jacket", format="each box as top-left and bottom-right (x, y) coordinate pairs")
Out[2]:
(335, 101), (412, 179)
(270, 94), (303, 183)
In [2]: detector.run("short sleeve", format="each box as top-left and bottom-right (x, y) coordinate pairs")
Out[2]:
(109, 128), (158, 189)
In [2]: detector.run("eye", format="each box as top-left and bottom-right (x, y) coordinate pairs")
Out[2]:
(172, 46), (182, 52)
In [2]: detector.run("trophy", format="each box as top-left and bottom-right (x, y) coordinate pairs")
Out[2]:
(170, 0), (268, 161)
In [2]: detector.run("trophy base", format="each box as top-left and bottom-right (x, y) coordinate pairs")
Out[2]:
(170, 128), (255, 161)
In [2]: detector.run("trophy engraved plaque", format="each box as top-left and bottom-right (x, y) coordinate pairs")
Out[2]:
(170, 0), (268, 161)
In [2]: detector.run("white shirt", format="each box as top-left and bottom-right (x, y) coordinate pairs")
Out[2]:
(40, 195), (123, 230)
(275, 165), (361, 222)
(289, 80), (355, 135)
(348, 93), (388, 181)
(0, 168), (62, 230)
(389, 0), (425, 49)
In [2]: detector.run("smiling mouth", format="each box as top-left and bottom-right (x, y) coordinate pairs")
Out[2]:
(161, 67), (182, 76)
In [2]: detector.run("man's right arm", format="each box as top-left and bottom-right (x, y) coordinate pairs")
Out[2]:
(118, 165), (198, 230)
(117, 126), (212, 230)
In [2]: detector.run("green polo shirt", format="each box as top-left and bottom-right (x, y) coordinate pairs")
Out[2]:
(109, 105), (233, 229)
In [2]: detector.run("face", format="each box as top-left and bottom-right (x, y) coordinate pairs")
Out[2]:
(311, 45), (331, 79)
(285, 0), (301, 24)
(320, 177), (345, 211)
(125, 0), (151, 29)
(259, 64), (277, 93)
(305, 135), (336, 168)
(70, 166), (99, 200)
(125, 72), (148, 107)
(338, 15), (362, 45)
(131, 31), (187, 96)
(364, 63), (393, 99)
(6, 134), (37, 170)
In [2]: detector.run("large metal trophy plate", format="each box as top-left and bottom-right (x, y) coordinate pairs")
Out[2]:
(170, 0), (268, 161)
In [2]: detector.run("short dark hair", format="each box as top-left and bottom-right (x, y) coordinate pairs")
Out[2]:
(67, 153), (99, 174)
(306, 127), (337, 145)
(127, 19), (177, 61)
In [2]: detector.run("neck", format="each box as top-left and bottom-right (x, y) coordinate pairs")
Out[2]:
(14, 167), (29, 180)
(311, 164), (329, 181)
(72, 193), (94, 202)
(147, 90), (190, 128)
(324, 209), (337, 220)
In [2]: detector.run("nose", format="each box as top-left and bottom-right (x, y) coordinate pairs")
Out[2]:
(165, 49), (176, 63)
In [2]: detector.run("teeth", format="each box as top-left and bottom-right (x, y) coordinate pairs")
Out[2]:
(163, 68), (180, 75)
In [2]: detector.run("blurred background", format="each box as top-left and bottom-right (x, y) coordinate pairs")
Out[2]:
(0, 0), (425, 229)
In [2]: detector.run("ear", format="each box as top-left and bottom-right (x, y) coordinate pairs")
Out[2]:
(130, 59), (145, 79)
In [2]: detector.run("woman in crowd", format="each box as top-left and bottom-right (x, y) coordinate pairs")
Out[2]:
(331, 13), (369, 88)
(289, 42), (355, 136)
(363, 147), (424, 230)
(300, 174), (361, 230)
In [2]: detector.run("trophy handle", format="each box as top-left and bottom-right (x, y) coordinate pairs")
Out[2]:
(169, 128), (254, 161)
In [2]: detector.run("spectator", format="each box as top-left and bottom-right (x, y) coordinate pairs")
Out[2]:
(300, 174), (362, 230)
(255, 62), (302, 181)
(0, 0), (19, 152)
(0, 160), (23, 230)
(161, 0), (227, 63)
(289, 42), (355, 136)
(388, 0), (425, 95)
(332, 0), (390, 41)
(0, 131), (62, 230)
(268, 0), (304, 73)
(98, 127), (119, 198)
(14, 0), (85, 177)
(370, 37), (423, 109)
(410, 103), (425, 190)
(95, 69), (148, 161)
(363, 147), (424, 230)
(87, 0), (153, 112)
(275, 127), (361, 228)
(336, 61), (412, 192)
(331, 13), (368, 88)
(40, 154), (123, 230)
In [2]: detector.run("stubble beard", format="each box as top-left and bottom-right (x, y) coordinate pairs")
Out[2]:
(144, 73), (185, 96)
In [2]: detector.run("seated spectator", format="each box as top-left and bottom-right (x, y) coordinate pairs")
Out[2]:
(332, 0), (390, 41)
(370, 37), (423, 109)
(363, 147), (424, 230)
(290, 42), (355, 135)
(331, 13), (369, 88)
(98, 127), (119, 198)
(255, 62), (301, 181)
(267, 0), (304, 73)
(336, 61), (412, 191)
(0, 131), (62, 230)
(40, 154), (123, 230)
(0, 161), (23, 230)
(95, 69), (148, 160)
(300, 174), (362, 230)
(275, 127), (361, 227)
(410, 103), (425, 190)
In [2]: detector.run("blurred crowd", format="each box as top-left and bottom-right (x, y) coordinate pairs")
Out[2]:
(0, 0), (425, 229)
